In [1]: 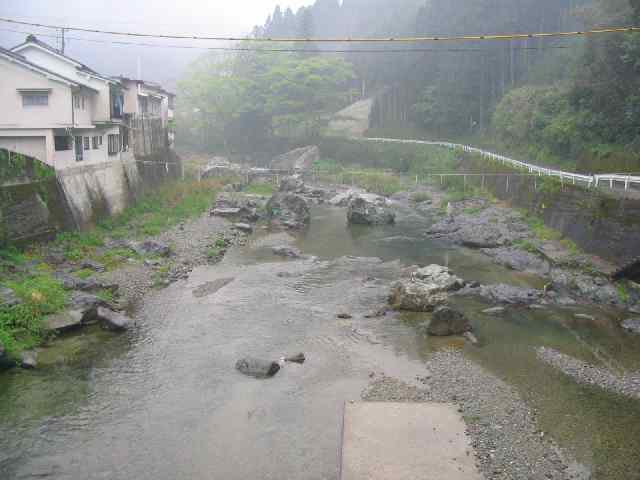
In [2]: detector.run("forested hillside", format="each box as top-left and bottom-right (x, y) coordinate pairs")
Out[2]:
(178, 0), (640, 172)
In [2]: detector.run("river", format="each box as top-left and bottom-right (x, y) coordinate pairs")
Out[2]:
(1, 204), (639, 479)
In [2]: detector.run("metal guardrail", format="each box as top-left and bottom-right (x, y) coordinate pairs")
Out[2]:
(363, 137), (640, 191)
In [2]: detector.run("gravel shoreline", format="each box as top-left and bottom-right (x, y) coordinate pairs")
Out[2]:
(537, 346), (640, 400)
(102, 214), (236, 310)
(363, 350), (589, 480)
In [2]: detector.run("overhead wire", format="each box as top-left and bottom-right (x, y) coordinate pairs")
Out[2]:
(0, 26), (576, 54)
(0, 16), (638, 43)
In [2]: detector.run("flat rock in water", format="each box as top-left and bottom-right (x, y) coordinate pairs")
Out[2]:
(482, 306), (506, 314)
(233, 223), (253, 233)
(20, 350), (38, 369)
(285, 353), (306, 364)
(45, 310), (85, 333)
(96, 307), (131, 331)
(236, 357), (281, 378)
(458, 284), (542, 305)
(621, 318), (640, 335)
(272, 245), (302, 258)
(192, 278), (234, 298)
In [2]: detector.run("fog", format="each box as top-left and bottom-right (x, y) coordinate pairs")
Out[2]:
(0, 0), (315, 89)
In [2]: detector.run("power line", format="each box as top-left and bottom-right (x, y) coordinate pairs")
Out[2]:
(0, 27), (574, 54)
(0, 16), (638, 43)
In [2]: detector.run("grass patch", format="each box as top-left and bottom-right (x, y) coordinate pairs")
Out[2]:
(96, 289), (115, 304)
(513, 239), (540, 254)
(0, 274), (67, 357)
(74, 268), (95, 280)
(617, 283), (630, 303)
(244, 183), (276, 196)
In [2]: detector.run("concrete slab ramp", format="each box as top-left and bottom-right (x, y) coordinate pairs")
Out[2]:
(340, 402), (483, 480)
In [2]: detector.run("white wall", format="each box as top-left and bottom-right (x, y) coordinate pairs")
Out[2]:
(52, 125), (123, 170)
(16, 45), (112, 123)
(0, 57), (73, 129)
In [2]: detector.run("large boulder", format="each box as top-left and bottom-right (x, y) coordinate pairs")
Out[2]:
(96, 307), (131, 331)
(427, 306), (472, 336)
(236, 357), (281, 378)
(389, 265), (465, 312)
(347, 195), (395, 226)
(270, 146), (319, 171)
(266, 193), (310, 229)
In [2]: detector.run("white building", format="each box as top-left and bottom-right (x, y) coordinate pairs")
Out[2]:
(0, 35), (131, 170)
(0, 35), (177, 172)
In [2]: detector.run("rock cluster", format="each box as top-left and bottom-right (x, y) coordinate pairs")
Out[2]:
(211, 192), (263, 223)
(427, 206), (529, 248)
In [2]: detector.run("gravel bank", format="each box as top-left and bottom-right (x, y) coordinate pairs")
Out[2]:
(102, 214), (234, 309)
(537, 346), (640, 400)
(363, 350), (588, 480)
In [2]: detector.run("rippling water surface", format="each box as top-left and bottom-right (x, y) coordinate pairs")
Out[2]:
(1, 205), (639, 479)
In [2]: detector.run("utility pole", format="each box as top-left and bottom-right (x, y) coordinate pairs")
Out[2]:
(60, 28), (66, 54)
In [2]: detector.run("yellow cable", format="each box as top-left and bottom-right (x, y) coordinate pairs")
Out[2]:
(1, 17), (638, 43)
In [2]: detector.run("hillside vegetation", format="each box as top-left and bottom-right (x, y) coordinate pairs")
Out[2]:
(178, 0), (640, 173)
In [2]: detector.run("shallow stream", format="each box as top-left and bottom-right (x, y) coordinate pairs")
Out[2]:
(1, 204), (639, 479)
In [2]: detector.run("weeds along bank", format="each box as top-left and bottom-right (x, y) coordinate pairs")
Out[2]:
(314, 138), (640, 264)
(0, 177), (230, 365)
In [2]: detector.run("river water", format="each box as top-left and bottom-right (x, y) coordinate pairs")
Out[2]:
(1, 205), (639, 479)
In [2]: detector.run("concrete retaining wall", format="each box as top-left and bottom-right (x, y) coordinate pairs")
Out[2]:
(1, 149), (181, 243)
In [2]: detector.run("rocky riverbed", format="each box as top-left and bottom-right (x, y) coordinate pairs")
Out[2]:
(2, 175), (640, 480)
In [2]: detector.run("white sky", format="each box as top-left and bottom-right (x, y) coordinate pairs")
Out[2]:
(0, 0), (316, 36)
(0, 0), (317, 86)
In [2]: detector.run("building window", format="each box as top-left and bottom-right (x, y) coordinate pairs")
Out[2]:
(74, 136), (83, 161)
(54, 136), (71, 151)
(81, 96), (86, 110)
(73, 94), (80, 109)
(83, 137), (90, 150)
(98, 135), (103, 146)
(92, 136), (99, 149)
(108, 134), (120, 156)
(22, 93), (49, 106)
